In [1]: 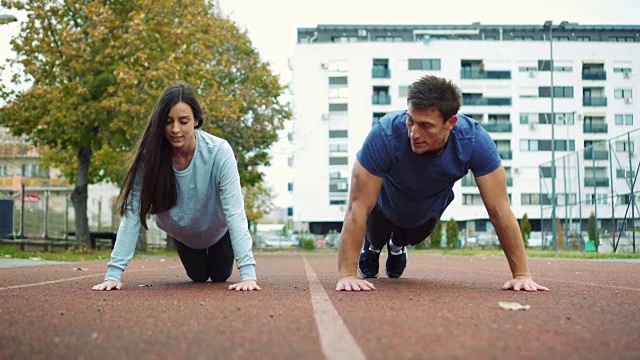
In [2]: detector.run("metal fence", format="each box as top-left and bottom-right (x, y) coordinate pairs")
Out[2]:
(0, 189), (167, 249)
(538, 128), (639, 253)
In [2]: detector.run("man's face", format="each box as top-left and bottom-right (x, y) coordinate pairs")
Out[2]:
(406, 105), (457, 155)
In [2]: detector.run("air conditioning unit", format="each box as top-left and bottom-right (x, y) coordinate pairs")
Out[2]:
(321, 113), (329, 120)
(528, 71), (537, 78)
(623, 72), (631, 79)
(624, 98), (633, 104)
(320, 62), (328, 70)
(357, 29), (367, 37)
(513, 168), (520, 174)
(529, 123), (537, 130)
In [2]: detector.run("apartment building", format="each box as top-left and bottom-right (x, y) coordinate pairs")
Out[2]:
(289, 22), (639, 235)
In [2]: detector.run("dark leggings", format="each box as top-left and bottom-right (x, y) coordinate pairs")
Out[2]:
(366, 205), (439, 249)
(172, 231), (234, 283)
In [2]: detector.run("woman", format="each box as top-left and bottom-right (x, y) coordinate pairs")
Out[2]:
(92, 83), (260, 291)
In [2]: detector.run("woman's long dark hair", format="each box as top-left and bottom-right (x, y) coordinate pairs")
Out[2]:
(117, 83), (204, 229)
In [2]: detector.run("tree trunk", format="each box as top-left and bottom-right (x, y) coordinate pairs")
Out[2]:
(70, 146), (92, 248)
(136, 226), (147, 252)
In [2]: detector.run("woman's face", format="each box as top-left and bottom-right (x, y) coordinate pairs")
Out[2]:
(164, 102), (199, 151)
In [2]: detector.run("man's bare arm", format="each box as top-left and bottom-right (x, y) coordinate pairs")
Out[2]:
(336, 160), (383, 291)
(475, 166), (549, 291)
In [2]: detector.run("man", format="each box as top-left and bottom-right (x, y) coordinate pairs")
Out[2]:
(335, 75), (549, 292)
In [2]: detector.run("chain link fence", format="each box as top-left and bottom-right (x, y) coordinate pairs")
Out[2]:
(538, 128), (639, 253)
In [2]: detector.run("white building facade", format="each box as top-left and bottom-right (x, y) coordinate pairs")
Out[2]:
(288, 23), (639, 236)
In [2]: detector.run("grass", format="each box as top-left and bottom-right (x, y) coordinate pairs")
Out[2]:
(1, 245), (638, 263)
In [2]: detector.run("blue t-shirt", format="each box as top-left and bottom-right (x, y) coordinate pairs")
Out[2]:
(357, 110), (502, 229)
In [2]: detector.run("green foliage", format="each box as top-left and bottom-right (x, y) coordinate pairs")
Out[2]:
(300, 237), (315, 250)
(243, 183), (274, 227)
(556, 218), (565, 250)
(429, 221), (442, 249)
(0, 0), (289, 244)
(412, 239), (427, 250)
(446, 218), (458, 249)
(587, 212), (597, 244)
(519, 213), (532, 247)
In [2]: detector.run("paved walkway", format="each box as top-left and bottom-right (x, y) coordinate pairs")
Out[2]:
(1, 252), (639, 359)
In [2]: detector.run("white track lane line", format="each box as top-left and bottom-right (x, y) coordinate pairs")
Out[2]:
(303, 256), (366, 360)
(0, 266), (182, 291)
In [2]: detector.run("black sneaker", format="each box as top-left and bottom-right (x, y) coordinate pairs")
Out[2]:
(385, 244), (407, 278)
(358, 240), (381, 278)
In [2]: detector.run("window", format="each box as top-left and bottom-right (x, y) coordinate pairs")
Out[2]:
(615, 141), (634, 153)
(616, 168), (634, 179)
(615, 114), (634, 125)
(614, 89), (633, 99)
(329, 87), (348, 99)
(375, 36), (402, 42)
(539, 166), (555, 178)
(372, 112), (386, 127)
(328, 76), (348, 85)
(538, 60), (551, 71)
(538, 86), (573, 98)
(328, 130), (348, 138)
(518, 66), (537, 72)
(586, 194), (608, 205)
(329, 143), (348, 155)
(576, 36), (590, 41)
(329, 157), (348, 165)
(332, 36), (358, 43)
(398, 85), (410, 98)
(462, 194), (483, 205)
(0, 165), (6, 176)
(329, 200), (347, 205)
(519, 113), (536, 124)
(613, 67), (632, 73)
(521, 140), (574, 152)
(329, 103), (348, 112)
(408, 58), (441, 70)
(538, 113), (575, 124)
(521, 193), (552, 205)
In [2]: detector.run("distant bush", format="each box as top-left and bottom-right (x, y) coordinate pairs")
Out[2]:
(300, 237), (315, 250)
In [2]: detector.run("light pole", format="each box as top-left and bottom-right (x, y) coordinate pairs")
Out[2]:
(0, 14), (17, 25)
(543, 20), (557, 251)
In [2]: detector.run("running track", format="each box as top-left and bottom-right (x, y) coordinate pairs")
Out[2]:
(1, 252), (639, 359)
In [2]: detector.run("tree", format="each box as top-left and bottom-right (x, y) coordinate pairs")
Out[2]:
(429, 221), (442, 249)
(555, 218), (565, 251)
(0, 0), (289, 247)
(519, 213), (532, 247)
(587, 212), (598, 249)
(446, 218), (458, 249)
(243, 182), (273, 233)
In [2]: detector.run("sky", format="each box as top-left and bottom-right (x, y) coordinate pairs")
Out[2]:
(0, 0), (638, 208)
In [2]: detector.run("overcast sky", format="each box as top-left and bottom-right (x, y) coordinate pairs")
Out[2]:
(0, 1), (637, 207)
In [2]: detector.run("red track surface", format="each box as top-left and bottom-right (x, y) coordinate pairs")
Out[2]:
(1, 252), (639, 359)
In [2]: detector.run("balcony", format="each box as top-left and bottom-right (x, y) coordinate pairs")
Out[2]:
(460, 68), (511, 79)
(372, 94), (391, 105)
(461, 176), (476, 187)
(584, 177), (609, 187)
(584, 150), (609, 160)
(583, 97), (607, 106)
(462, 97), (512, 106)
(372, 68), (391, 78)
(583, 123), (608, 133)
(497, 150), (512, 160)
(582, 70), (606, 80)
(481, 122), (512, 133)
